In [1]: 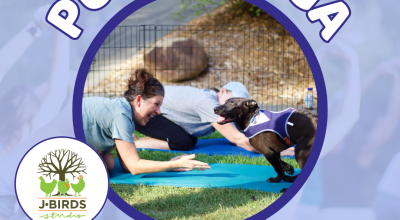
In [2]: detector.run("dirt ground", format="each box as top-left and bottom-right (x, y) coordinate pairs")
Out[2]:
(86, 4), (317, 108)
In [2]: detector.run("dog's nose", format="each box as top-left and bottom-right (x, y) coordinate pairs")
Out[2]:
(214, 106), (220, 114)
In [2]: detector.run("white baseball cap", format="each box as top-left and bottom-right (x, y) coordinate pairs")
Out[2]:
(222, 82), (249, 99)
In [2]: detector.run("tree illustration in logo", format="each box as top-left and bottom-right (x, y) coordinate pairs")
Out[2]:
(38, 149), (86, 196)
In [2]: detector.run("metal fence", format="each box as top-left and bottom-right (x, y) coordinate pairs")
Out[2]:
(84, 25), (317, 112)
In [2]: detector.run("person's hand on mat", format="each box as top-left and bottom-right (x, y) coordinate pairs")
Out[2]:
(169, 154), (190, 172)
(280, 147), (295, 157)
(174, 154), (210, 171)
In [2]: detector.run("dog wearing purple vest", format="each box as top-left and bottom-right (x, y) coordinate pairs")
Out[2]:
(214, 98), (318, 183)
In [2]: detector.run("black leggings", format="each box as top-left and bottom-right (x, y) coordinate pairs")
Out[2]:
(134, 115), (198, 151)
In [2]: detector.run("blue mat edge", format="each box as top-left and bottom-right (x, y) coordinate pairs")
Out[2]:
(137, 138), (295, 159)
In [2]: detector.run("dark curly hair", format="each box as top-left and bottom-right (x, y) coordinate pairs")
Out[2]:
(124, 69), (164, 102)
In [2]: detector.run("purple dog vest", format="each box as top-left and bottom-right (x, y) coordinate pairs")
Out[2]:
(244, 108), (296, 145)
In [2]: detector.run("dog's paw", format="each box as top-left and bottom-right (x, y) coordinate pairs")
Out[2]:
(284, 165), (295, 175)
(267, 177), (282, 183)
(283, 175), (297, 183)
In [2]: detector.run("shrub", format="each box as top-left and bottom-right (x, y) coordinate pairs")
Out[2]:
(226, 0), (266, 17)
(173, 0), (266, 19)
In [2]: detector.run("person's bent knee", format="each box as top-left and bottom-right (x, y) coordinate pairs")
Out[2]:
(169, 136), (197, 151)
(102, 153), (115, 173)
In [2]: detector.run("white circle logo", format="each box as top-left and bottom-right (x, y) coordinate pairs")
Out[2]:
(15, 137), (109, 219)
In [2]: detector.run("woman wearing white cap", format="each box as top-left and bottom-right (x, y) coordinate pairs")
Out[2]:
(133, 82), (259, 152)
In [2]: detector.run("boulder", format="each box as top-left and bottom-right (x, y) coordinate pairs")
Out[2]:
(143, 37), (208, 82)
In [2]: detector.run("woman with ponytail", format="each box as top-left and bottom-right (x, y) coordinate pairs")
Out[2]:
(82, 69), (210, 174)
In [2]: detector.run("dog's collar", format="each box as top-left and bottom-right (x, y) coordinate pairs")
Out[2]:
(249, 111), (259, 124)
(244, 108), (260, 131)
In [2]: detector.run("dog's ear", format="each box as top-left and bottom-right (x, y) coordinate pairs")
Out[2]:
(245, 100), (257, 108)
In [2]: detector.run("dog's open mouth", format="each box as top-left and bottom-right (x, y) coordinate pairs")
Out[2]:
(217, 115), (237, 124)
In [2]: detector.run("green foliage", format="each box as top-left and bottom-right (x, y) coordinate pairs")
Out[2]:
(226, 0), (266, 17)
(172, 0), (224, 19)
(172, 0), (266, 19)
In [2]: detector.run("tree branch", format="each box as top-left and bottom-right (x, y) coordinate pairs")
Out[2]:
(65, 169), (86, 174)
(49, 153), (60, 171)
(38, 149), (87, 182)
(60, 149), (68, 163)
(63, 150), (73, 170)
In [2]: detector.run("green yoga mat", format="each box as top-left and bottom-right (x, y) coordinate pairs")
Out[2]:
(110, 159), (300, 193)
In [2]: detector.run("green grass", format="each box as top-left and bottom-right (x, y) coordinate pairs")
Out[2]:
(134, 130), (147, 138)
(112, 184), (281, 220)
(111, 131), (298, 220)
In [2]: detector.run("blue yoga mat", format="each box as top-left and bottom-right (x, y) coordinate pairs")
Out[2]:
(138, 138), (295, 159)
(110, 159), (300, 193)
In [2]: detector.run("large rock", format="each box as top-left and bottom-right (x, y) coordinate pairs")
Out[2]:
(143, 37), (208, 82)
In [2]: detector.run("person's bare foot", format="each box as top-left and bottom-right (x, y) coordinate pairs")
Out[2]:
(281, 147), (295, 157)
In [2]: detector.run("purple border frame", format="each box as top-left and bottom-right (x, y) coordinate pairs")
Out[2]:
(72, 0), (327, 219)
(14, 136), (109, 220)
